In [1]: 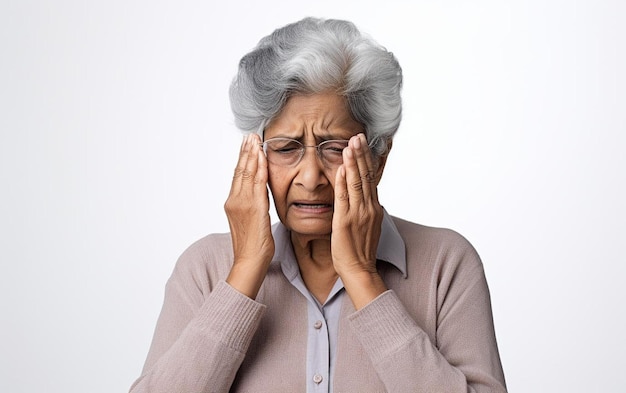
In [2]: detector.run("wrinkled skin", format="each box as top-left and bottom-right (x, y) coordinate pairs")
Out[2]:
(225, 93), (389, 308)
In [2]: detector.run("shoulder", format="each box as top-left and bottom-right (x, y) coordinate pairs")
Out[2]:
(391, 216), (477, 255)
(178, 232), (234, 264)
(168, 232), (234, 297)
(390, 215), (484, 278)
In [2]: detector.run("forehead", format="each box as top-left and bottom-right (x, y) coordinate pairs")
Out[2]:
(264, 93), (363, 139)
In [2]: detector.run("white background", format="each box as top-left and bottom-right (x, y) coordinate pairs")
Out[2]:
(1, 0), (624, 392)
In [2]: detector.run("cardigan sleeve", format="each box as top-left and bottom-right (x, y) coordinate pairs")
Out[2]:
(348, 248), (507, 392)
(129, 241), (266, 393)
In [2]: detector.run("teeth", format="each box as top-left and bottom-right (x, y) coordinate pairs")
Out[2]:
(296, 203), (328, 208)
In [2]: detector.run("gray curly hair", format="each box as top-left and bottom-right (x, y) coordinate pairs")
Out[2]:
(229, 17), (402, 156)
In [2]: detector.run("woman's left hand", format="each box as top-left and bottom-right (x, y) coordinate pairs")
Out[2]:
(332, 133), (387, 309)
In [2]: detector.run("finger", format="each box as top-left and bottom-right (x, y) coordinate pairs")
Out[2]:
(230, 135), (252, 195)
(351, 133), (376, 202)
(241, 134), (260, 186)
(253, 135), (269, 189)
(248, 134), (270, 206)
(361, 133), (381, 204)
(231, 134), (257, 194)
(342, 144), (364, 206)
(333, 164), (349, 215)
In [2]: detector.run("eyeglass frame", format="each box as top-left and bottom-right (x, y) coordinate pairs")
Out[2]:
(259, 137), (374, 168)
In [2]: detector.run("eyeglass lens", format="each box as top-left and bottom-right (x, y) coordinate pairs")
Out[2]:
(262, 138), (349, 168)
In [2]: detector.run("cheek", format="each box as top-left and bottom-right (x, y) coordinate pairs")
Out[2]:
(328, 169), (338, 190)
(267, 168), (290, 203)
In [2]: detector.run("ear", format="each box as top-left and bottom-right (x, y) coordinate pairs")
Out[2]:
(374, 139), (392, 186)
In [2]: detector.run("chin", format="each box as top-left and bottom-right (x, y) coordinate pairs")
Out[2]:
(283, 218), (332, 239)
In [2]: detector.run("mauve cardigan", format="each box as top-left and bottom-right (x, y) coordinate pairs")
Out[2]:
(130, 216), (507, 392)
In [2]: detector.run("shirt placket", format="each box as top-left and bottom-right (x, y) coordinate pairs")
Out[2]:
(308, 303), (330, 392)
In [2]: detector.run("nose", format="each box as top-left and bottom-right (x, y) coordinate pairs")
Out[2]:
(293, 147), (330, 191)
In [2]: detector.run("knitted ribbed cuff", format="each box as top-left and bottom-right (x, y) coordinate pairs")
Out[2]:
(192, 280), (266, 353)
(348, 290), (422, 363)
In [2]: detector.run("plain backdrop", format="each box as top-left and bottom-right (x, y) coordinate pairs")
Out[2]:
(1, 0), (624, 392)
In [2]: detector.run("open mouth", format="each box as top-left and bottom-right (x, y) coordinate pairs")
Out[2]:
(292, 202), (333, 210)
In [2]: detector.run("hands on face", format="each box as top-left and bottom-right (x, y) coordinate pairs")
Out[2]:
(332, 133), (387, 309)
(224, 133), (275, 299)
(224, 132), (386, 307)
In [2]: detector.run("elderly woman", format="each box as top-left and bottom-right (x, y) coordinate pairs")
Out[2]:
(130, 17), (506, 393)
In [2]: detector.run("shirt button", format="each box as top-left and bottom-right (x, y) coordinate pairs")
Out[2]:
(313, 320), (323, 329)
(313, 374), (323, 384)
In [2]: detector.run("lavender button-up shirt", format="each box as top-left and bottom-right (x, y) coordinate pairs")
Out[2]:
(272, 210), (407, 393)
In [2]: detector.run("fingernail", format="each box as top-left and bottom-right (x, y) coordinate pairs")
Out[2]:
(353, 135), (361, 149)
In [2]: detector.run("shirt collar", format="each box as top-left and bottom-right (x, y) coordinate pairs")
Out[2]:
(272, 209), (407, 280)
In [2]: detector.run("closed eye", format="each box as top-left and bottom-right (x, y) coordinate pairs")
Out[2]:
(266, 139), (302, 154)
(275, 146), (300, 153)
(321, 141), (348, 154)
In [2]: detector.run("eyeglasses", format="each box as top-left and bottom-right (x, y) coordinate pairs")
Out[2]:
(260, 138), (351, 168)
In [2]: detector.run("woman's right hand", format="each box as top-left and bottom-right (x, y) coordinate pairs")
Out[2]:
(224, 133), (275, 299)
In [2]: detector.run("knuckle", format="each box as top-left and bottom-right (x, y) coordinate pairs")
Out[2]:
(240, 169), (254, 180)
(253, 175), (265, 185)
(360, 170), (376, 183)
(350, 180), (363, 191)
(224, 200), (236, 214)
(233, 166), (245, 178)
(337, 191), (350, 201)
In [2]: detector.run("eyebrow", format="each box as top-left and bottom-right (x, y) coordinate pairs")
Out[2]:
(267, 131), (353, 141)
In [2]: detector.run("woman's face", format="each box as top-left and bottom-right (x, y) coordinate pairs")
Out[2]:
(264, 93), (366, 240)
